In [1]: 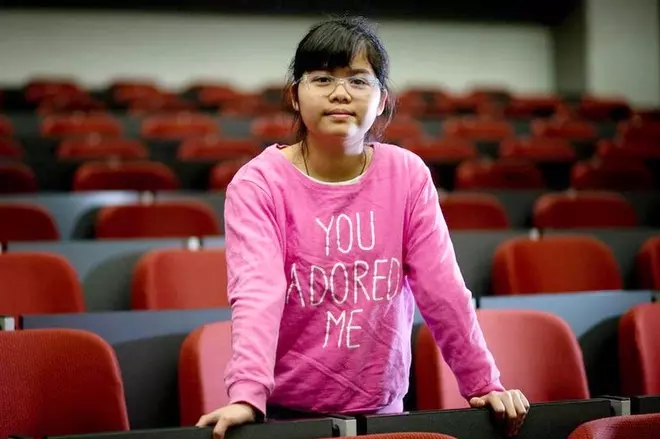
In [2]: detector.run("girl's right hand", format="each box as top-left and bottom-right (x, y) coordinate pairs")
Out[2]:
(196, 403), (258, 439)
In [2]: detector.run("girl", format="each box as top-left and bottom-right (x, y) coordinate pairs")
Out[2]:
(197, 16), (529, 438)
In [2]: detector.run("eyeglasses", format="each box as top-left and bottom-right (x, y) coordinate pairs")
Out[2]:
(298, 73), (381, 96)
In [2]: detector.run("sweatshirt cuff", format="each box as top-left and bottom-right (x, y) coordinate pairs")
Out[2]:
(466, 379), (506, 400)
(228, 380), (269, 419)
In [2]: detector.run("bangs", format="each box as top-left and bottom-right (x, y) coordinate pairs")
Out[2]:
(293, 26), (368, 76)
(290, 17), (388, 82)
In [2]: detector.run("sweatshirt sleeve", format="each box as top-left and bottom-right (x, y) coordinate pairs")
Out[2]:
(403, 162), (505, 400)
(222, 178), (287, 417)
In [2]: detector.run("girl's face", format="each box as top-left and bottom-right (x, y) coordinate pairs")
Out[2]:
(294, 51), (388, 142)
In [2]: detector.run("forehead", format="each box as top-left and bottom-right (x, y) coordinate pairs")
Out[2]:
(311, 51), (375, 75)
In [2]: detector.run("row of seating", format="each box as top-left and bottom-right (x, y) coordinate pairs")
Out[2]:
(0, 191), (655, 245)
(2, 234), (659, 318)
(4, 135), (660, 164)
(2, 79), (652, 122)
(2, 111), (659, 142)
(3, 303), (659, 437)
(2, 156), (658, 194)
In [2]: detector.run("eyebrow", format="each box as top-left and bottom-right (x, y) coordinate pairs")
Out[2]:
(349, 68), (374, 75)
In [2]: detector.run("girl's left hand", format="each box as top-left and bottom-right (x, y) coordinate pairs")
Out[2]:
(469, 389), (530, 437)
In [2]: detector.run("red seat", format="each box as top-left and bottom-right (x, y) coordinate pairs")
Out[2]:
(0, 138), (23, 159)
(0, 204), (59, 243)
(637, 237), (660, 289)
(503, 95), (561, 118)
(532, 119), (597, 141)
(132, 249), (228, 310)
(128, 94), (197, 115)
(209, 158), (252, 191)
(193, 83), (239, 107)
(415, 309), (589, 410)
(568, 413), (660, 439)
(455, 159), (545, 189)
(179, 321), (233, 426)
(500, 137), (576, 162)
(251, 114), (295, 143)
(439, 193), (509, 230)
(403, 137), (477, 162)
(443, 117), (513, 141)
(0, 252), (84, 316)
(141, 113), (219, 140)
(0, 115), (14, 136)
(73, 161), (180, 191)
(619, 303), (660, 396)
(41, 114), (122, 138)
(24, 79), (81, 103)
(0, 163), (38, 194)
(322, 435), (459, 439)
(619, 120), (660, 142)
(0, 329), (129, 437)
(96, 201), (220, 239)
(178, 137), (260, 160)
(36, 93), (105, 115)
(571, 160), (654, 191)
(58, 137), (147, 160)
(596, 139), (660, 160)
(577, 97), (631, 121)
(111, 80), (161, 104)
(492, 235), (622, 295)
(533, 191), (637, 229)
(383, 118), (423, 143)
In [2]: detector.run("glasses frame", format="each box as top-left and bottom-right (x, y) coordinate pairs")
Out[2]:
(296, 73), (382, 97)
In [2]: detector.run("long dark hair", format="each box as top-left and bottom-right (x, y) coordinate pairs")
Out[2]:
(284, 16), (395, 143)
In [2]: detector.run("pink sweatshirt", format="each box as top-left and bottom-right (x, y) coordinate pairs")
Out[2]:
(223, 143), (503, 417)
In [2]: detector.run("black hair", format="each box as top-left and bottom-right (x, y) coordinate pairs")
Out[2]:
(285, 16), (395, 142)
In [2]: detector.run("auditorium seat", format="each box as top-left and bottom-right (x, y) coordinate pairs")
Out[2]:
(531, 119), (597, 141)
(577, 97), (632, 121)
(0, 203), (60, 243)
(0, 252), (84, 316)
(141, 113), (218, 140)
(571, 160), (654, 191)
(414, 309), (589, 410)
(596, 139), (660, 160)
(111, 80), (161, 104)
(403, 137), (477, 162)
(177, 137), (260, 160)
(0, 138), (23, 159)
(251, 113), (296, 144)
(492, 235), (622, 295)
(72, 161), (180, 191)
(24, 79), (81, 103)
(533, 191), (637, 229)
(619, 302), (660, 396)
(443, 117), (513, 141)
(0, 162), (38, 194)
(503, 95), (561, 118)
(0, 329), (129, 437)
(439, 193), (509, 230)
(618, 120), (660, 142)
(41, 114), (123, 138)
(209, 158), (253, 191)
(568, 413), (660, 439)
(636, 237), (660, 289)
(455, 159), (545, 189)
(131, 248), (228, 310)
(499, 137), (576, 162)
(179, 321), (233, 426)
(95, 200), (221, 239)
(58, 137), (148, 160)
(0, 115), (13, 136)
(383, 117), (423, 144)
(128, 94), (197, 115)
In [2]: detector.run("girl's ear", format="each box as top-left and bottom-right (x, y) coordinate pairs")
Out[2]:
(377, 88), (389, 116)
(289, 88), (299, 111)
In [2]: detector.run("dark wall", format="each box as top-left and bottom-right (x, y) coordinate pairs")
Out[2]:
(0, 0), (578, 25)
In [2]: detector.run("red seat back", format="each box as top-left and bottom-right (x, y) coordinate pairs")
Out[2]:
(0, 252), (84, 316)
(533, 191), (637, 229)
(96, 201), (220, 239)
(492, 235), (622, 295)
(568, 413), (660, 439)
(0, 203), (60, 243)
(440, 193), (509, 230)
(619, 303), (660, 396)
(132, 249), (228, 310)
(0, 329), (129, 437)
